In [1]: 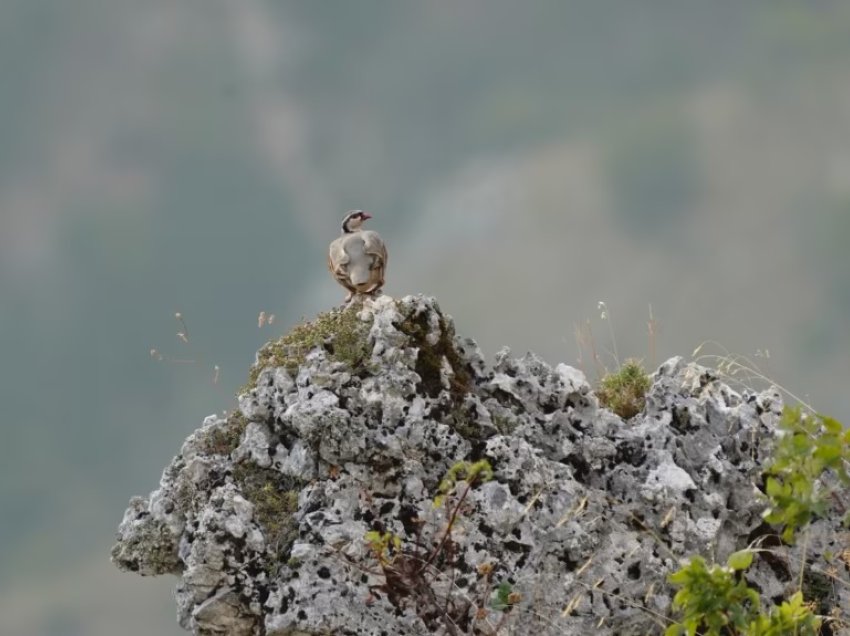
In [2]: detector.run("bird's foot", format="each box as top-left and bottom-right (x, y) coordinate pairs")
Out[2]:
(340, 289), (382, 309)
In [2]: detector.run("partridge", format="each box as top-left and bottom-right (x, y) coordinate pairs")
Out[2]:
(328, 210), (388, 302)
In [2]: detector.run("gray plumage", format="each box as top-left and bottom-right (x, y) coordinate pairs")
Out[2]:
(328, 211), (388, 301)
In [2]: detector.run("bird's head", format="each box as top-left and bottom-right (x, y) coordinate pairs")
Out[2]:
(341, 210), (372, 233)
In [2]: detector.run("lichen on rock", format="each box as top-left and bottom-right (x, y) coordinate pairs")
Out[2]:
(112, 295), (849, 635)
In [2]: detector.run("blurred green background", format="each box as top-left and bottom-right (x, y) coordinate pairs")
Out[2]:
(2, 2), (849, 634)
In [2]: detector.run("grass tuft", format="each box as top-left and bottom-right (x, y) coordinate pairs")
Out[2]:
(596, 358), (651, 419)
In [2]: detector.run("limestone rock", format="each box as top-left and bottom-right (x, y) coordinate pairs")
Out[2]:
(112, 295), (848, 635)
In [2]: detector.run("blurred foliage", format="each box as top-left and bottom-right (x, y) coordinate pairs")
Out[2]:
(667, 407), (847, 635)
(666, 551), (760, 636)
(762, 407), (850, 543)
(666, 403), (849, 635)
(666, 551), (821, 636)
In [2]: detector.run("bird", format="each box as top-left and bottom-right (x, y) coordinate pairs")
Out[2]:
(328, 210), (388, 303)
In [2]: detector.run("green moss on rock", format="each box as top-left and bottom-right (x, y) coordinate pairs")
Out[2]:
(110, 516), (181, 576)
(243, 307), (372, 392)
(448, 404), (483, 441)
(396, 300), (485, 441)
(396, 303), (472, 403)
(232, 462), (303, 560)
(491, 413), (518, 435)
(200, 411), (248, 456)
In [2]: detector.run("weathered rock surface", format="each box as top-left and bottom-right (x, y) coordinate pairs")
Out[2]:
(112, 295), (848, 635)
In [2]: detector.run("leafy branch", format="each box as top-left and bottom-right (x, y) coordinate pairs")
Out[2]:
(762, 407), (850, 543)
(666, 550), (821, 636)
(353, 460), (503, 635)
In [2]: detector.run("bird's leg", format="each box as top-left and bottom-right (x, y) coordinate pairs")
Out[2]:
(344, 292), (371, 308)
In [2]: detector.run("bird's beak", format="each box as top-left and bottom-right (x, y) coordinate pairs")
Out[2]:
(361, 212), (373, 220)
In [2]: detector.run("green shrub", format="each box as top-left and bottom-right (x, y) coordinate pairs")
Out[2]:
(359, 460), (498, 632)
(666, 551), (761, 636)
(667, 408), (850, 634)
(762, 407), (850, 543)
(666, 551), (821, 636)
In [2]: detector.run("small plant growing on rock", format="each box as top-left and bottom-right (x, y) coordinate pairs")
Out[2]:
(666, 550), (761, 636)
(364, 530), (402, 567)
(575, 302), (654, 420)
(762, 407), (850, 543)
(596, 358), (651, 419)
(666, 550), (821, 636)
(357, 460), (503, 633)
(490, 580), (521, 612)
(666, 408), (850, 635)
(747, 592), (823, 636)
(434, 459), (494, 508)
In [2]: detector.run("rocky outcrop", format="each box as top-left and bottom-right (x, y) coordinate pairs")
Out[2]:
(112, 295), (847, 635)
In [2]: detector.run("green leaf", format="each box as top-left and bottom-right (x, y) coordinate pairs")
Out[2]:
(820, 415), (843, 435)
(668, 569), (689, 585)
(745, 587), (761, 611)
(762, 509), (782, 524)
(765, 477), (783, 497)
(781, 525), (796, 543)
(364, 530), (381, 543)
(727, 550), (753, 571)
(491, 581), (513, 611)
(813, 443), (842, 463)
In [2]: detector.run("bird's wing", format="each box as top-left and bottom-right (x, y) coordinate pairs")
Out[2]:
(337, 235), (372, 287)
(328, 236), (358, 292)
(328, 236), (350, 271)
(360, 231), (388, 269)
(357, 230), (387, 291)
